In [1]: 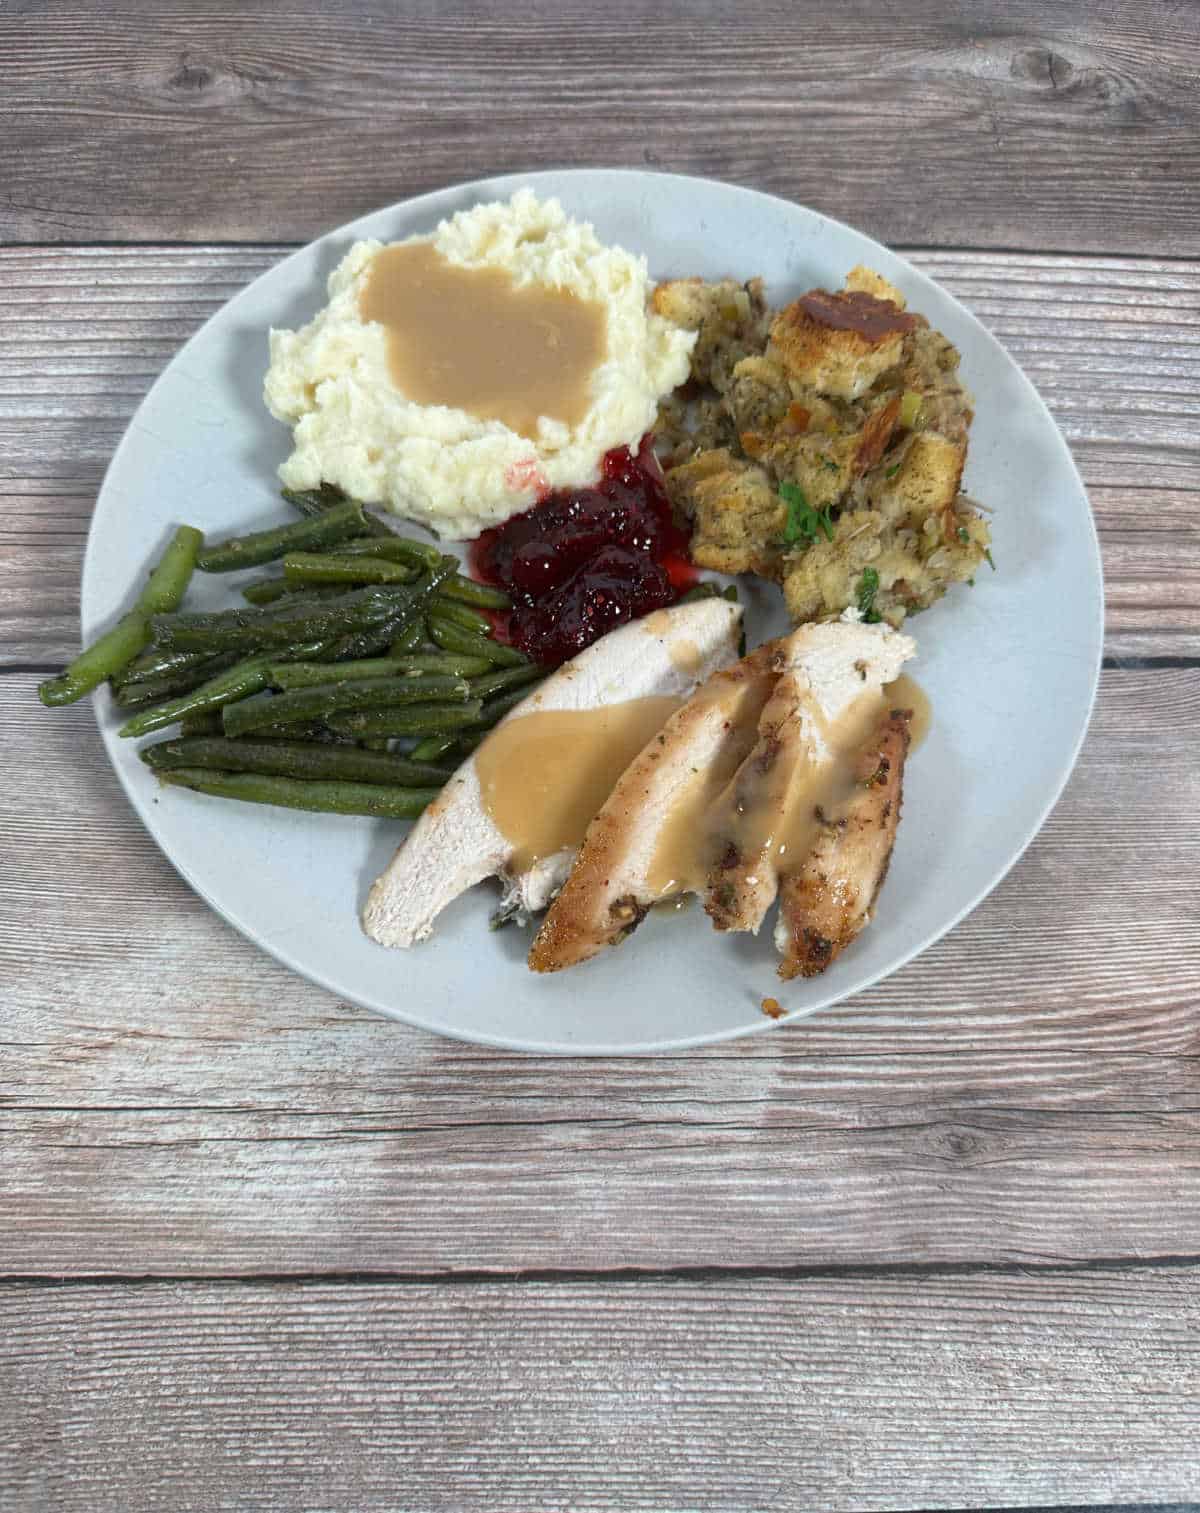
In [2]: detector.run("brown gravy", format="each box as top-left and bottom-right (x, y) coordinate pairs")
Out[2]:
(885, 673), (932, 749)
(359, 241), (607, 440)
(475, 697), (681, 872)
(795, 288), (919, 341)
(648, 672), (931, 901)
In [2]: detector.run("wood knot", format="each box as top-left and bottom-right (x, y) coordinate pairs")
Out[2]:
(1010, 47), (1075, 92)
(171, 62), (213, 91)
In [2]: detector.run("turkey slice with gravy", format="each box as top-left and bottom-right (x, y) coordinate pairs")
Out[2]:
(776, 705), (911, 978)
(704, 618), (915, 936)
(530, 616), (915, 975)
(362, 599), (742, 949)
(528, 644), (779, 972)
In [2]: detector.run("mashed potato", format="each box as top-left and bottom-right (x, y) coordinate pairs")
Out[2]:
(264, 190), (695, 540)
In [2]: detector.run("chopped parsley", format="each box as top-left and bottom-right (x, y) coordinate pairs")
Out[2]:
(779, 482), (834, 548)
(884, 462), (902, 479)
(984, 547), (997, 571)
(957, 526), (970, 544)
(856, 567), (882, 623)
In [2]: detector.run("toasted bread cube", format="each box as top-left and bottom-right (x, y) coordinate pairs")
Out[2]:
(869, 432), (966, 526)
(651, 277), (768, 392)
(769, 288), (917, 401)
(667, 449), (785, 577)
(844, 264), (907, 309)
(780, 509), (887, 623)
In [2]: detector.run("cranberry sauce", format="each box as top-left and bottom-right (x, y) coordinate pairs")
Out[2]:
(470, 439), (696, 665)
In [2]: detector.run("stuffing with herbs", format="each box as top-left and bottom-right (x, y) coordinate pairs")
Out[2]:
(653, 265), (992, 628)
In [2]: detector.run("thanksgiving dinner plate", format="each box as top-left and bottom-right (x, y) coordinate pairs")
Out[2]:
(81, 170), (1103, 1053)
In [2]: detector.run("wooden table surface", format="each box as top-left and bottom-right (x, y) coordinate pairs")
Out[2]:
(4, 3), (1199, 1509)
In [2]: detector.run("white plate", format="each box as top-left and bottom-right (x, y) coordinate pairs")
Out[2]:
(82, 170), (1103, 1054)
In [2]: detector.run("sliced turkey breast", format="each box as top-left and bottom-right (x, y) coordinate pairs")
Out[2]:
(362, 599), (742, 949)
(704, 618), (915, 935)
(527, 644), (778, 973)
(775, 706), (911, 978)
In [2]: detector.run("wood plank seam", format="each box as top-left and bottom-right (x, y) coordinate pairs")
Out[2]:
(4, 1255), (1200, 1289)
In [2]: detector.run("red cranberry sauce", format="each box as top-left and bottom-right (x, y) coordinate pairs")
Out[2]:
(470, 439), (696, 665)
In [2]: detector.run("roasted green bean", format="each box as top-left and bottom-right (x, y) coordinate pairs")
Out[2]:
(427, 614), (527, 667)
(431, 596), (493, 634)
(388, 619), (426, 656)
(179, 712), (225, 738)
(38, 524), (203, 707)
(439, 574), (510, 610)
(119, 653), (279, 739)
(198, 499), (372, 572)
(467, 663), (544, 701)
(141, 736), (453, 787)
(270, 652), (491, 689)
(409, 734), (458, 762)
(281, 483), (392, 538)
(152, 582), (426, 655)
(222, 674), (471, 738)
(158, 767), (439, 819)
(328, 701), (484, 739)
(281, 552), (420, 588)
(113, 651), (240, 708)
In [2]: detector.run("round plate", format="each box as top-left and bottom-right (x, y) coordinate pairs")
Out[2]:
(82, 170), (1103, 1054)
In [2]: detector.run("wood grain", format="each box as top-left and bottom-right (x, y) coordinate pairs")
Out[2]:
(3, 0), (1199, 255)
(4, 668), (1198, 1278)
(4, 1269), (1200, 1510)
(2, 246), (1198, 662)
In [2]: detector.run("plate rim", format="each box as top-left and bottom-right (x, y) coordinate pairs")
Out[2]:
(81, 167), (1105, 1055)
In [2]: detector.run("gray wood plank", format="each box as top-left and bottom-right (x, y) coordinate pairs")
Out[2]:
(4, 668), (1198, 1278)
(3, 1269), (1200, 1510)
(2, 0), (1198, 255)
(1, 246), (1197, 661)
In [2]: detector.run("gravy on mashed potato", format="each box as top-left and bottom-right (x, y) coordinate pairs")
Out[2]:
(264, 190), (696, 541)
(360, 240), (607, 441)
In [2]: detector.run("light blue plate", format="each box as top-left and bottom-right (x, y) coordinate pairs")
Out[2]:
(82, 170), (1103, 1053)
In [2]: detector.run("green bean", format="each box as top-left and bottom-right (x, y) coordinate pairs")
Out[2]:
(246, 720), (356, 743)
(467, 663), (544, 701)
(281, 483), (393, 538)
(140, 736), (453, 788)
(152, 582), (425, 655)
(222, 674), (471, 738)
(241, 577), (352, 606)
(400, 652), (493, 677)
(473, 683), (545, 728)
(113, 652), (240, 708)
(431, 596), (493, 634)
(320, 558), (457, 661)
(270, 652), (491, 689)
(158, 767), (439, 820)
(335, 537), (444, 568)
(116, 643), (220, 686)
(440, 573), (510, 610)
(241, 576), (293, 606)
(269, 658), (411, 689)
(409, 734), (458, 762)
(360, 737), (391, 752)
(328, 701), (484, 739)
(281, 482), (347, 518)
(388, 619), (426, 656)
(282, 552), (419, 588)
(180, 712), (225, 738)
(197, 500), (370, 572)
(39, 525), (203, 707)
(454, 730), (487, 756)
(119, 652), (280, 739)
(427, 614), (527, 667)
